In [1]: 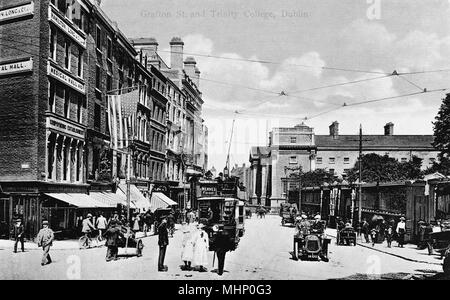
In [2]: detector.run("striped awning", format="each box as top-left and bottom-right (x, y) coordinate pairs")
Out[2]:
(150, 192), (177, 212)
(89, 189), (133, 208)
(44, 193), (107, 208)
(118, 184), (150, 209)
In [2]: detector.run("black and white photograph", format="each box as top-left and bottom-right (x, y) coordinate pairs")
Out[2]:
(0, 0), (450, 284)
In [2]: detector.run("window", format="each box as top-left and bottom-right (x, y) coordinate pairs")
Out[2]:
(289, 156), (298, 164)
(64, 89), (70, 118)
(57, 0), (66, 14)
(48, 80), (55, 113)
(290, 137), (297, 143)
(76, 95), (83, 123)
(344, 157), (350, 164)
(329, 169), (335, 174)
(49, 26), (56, 60)
(106, 74), (112, 93)
(94, 103), (101, 130)
(316, 157), (323, 164)
(329, 157), (336, 164)
(107, 37), (112, 60)
(77, 48), (83, 77)
(95, 66), (101, 89)
(96, 26), (102, 50)
(64, 40), (71, 70)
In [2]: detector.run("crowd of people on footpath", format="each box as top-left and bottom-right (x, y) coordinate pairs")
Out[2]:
(346, 216), (407, 248)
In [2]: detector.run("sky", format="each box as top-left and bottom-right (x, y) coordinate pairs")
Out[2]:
(101, 0), (450, 171)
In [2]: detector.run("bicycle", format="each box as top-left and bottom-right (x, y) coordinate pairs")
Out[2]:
(78, 230), (102, 249)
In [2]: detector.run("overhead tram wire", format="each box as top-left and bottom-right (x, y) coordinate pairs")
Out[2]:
(303, 87), (450, 121)
(156, 49), (388, 75)
(3, 33), (450, 76)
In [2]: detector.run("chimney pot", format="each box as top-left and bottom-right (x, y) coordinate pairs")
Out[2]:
(329, 121), (339, 139)
(170, 37), (184, 70)
(384, 122), (394, 136)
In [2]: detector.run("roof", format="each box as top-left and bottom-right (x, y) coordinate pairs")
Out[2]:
(315, 135), (436, 150)
(131, 37), (158, 45)
(250, 146), (271, 159)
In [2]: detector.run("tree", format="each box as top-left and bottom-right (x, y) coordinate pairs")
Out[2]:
(300, 169), (335, 187)
(429, 93), (450, 175)
(433, 93), (450, 160)
(346, 153), (423, 183)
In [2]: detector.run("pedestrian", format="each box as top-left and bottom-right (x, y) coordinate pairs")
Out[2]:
(158, 217), (169, 272)
(132, 213), (140, 232)
(181, 223), (195, 271)
(371, 224), (380, 247)
(36, 220), (54, 266)
(193, 223), (209, 272)
(103, 220), (124, 262)
(96, 214), (108, 240)
(12, 218), (25, 253)
(385, 223), (394, 248)
(397, 217), (406, 248)
(214, 228), (230, 276)
(82, 213), (96, 237)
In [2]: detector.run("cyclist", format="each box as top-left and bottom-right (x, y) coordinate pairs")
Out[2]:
(81, 213), (96, 247)
(96, 214), (108, 241)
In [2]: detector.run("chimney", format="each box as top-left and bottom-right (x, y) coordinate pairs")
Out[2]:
(329, 121), (339, 139)
(170, 37), (184, 70)
(194, 67), (201, 87)
(184, 56), (197, 82)
(384, 122), (394, 136)
(132, 38), (160, 69)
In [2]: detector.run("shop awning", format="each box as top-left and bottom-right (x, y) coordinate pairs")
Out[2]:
(44, 193), (107, 208)
(118, 184), (150, 210)
(150, 192), (177, 212)
(89, 189), (133, 208)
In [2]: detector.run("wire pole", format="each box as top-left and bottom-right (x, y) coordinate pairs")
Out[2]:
(358, 124), (363, 224)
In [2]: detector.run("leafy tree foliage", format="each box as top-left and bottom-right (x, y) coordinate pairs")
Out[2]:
(428, 93), (450, 175)
(346, 153), (423, 183)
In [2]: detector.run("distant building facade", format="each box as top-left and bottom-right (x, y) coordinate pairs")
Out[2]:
(248, 122), (439, 209)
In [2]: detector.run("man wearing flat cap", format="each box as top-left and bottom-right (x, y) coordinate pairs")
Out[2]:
(36, 220), (54, 266)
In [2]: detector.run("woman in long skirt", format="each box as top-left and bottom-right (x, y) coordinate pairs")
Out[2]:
(193, 224), (209, 272)
(181, 223), (195, 270)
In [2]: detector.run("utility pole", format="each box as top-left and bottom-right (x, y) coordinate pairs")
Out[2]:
(358, 124), (363, 224)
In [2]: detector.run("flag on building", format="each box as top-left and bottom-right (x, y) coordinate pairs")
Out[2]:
(107, 89), (140, 151)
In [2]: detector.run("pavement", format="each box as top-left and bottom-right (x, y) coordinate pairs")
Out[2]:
(0, 230), (163, 251)
(326, 229), (444, 266)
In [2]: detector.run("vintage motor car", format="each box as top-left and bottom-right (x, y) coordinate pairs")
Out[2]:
(280, 203), (298, 227)
(430, 230), (450, 275)
(292, 225), (331, 262)
(337, 227), (357, 246)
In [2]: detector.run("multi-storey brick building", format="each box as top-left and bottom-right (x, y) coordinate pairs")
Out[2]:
(132, 37), (208, 210)
(248, 122), (439, 209)
(0, 0), (152, 237)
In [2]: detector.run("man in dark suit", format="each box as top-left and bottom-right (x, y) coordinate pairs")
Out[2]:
(103, 220), (124, 262)
(12, 218), (25, 253)
(214, 228), (230, 276)
(158, 217), (169, 271)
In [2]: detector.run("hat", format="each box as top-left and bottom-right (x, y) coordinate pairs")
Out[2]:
(314, 215), (321, 220)
(400, 217), (406, 221)
(296, 216), (302, 221)
(301, 214), (308, 219)
(197, 223), (205, 229)
(87, 213), (93, 218)
(42, 220), (49, 225)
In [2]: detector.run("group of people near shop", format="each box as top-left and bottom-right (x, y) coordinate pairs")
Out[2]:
(355, 217), (407, 248)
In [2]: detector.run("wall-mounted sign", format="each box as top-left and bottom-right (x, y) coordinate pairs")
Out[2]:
(46, 115), (85, 140)
(47, 63), (85, 94)
(48, 6), (86, 48)
(0, 58), (33, 76)
(0, 1), (34, 23)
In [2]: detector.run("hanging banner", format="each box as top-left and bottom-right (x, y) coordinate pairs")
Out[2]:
(0, 2), (34, 23)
